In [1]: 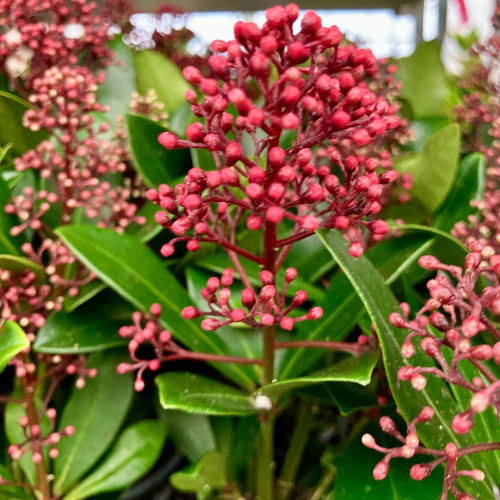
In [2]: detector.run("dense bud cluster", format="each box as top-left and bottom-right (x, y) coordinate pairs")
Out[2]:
(181, 267), (323, 331)
(452, 6), (500, 255)
(0, 0), (114, 85)
(151, 4), (408, 261)
(369, 250), (500, 498)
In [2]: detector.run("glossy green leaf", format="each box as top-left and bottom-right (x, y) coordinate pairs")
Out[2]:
(0, 254), (44, 278)
(386, 124), (461, 222)
(279, 234), (434, 380)
(63, 280), (107, 312)
(397, 41), (448, 118)
(134, 51), (190, 113)
(258, 350), (378, 400)
(126, 114), (191, 188)
(433, 152), (486, 231)
(317, 228), (493, 499)
(387, 224), (467, 254)
(170, 450), (227, 494)
(56, 225), (256, 389)
(0, 91), (48, 155)
(96, 36), (135, 120)
(0, 464), (32, 499)
(34, 292), (132, 354)
(0, 321), (29, 373)
(334, 423), (442, 500)
(0, 176), (22, 255)
(64, 420), (167, 500)
(156, 372), (256, 416)
(404, 117), (451, 153)
(158, 409), (215, 462)
(4, 397), (50, 485)
(53, 350), (134, 495)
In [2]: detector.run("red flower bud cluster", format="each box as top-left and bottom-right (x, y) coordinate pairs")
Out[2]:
(181, 267), (322, 331)
(369, 250), (500, 498)
(0, 0), (114, 86)
(152, 4), (406, 260)
(7, 408), (75, 463)
(362, 408), (489, 498)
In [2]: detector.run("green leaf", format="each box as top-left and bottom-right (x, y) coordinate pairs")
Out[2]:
(53, 350), (134, 495)
(433, 152), (486, 231)
(126, 113), (191, 187)
(279, 234), (434, 380)
(0, 464), (32, 499)
(63, 280), (107, 312)
(134, 51), (190, 114)
(334, 423), (442, 500)
(0, 176), (22, 255)
(404, 117), (451, 153)
(397, 41), (448, 118)
(158, 409), (215, 462)
(257, 350), (378, 400)
(96, 36), (136, 120)
(0, 91), (48, 155)
(156, 372), (256, 416)
(170, 450), (227, 494)
(0, 255), (44, 278)
(385, 124), (461, 223)
(63, 420), (167, 500)
(56, 225), (256, 389)
(0, 321), (29, 373)
(33, 292), (132, 354)
(387, 224), (467, 254)
(317, 228), (493, 499)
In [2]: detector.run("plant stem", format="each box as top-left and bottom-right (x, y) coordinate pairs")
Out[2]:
(257, 215), (278, 500)
(275, 401), (314, 500)
(257, 413), (275, 500)
(19, 370), (51, 500)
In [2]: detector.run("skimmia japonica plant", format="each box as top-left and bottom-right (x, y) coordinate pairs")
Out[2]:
(0, 1), (498, 500)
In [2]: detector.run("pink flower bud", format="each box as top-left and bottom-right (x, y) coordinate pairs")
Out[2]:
(247, 215), (263, 230)
(307, 307), (323, 320)
(348, 242), (364, 258)
(287, 41), (309, 64)
(158, 132), (178, 150)
(160, 244), (174, 257)
(292, 290), (308, 306)
(201, 318), (220, 331)
(451, 413), (473, 435)
(330, 110), (351, 129)
(182, 306), (199, 319)
(261, 313), (274, 325)
(259, 270), (274, 284)
(225, 142), (242, 165)
(246, 183), (265, 201)
(268, 183), (286, 200)
(285, 268), (297, 282)
(241, 288), (256, 308)
(268, 147), (286, 167)
(361, 433), (376, 447)
(410, 464), (431, 481)
(470, 391), (489, 413)
(182, 66), (203, 85)
(266, 207), (285, 223)
(260, 285), (276, 301)
(135, 379), (145, 392)
(418, 255), (440, 269)
(411, 374), (427, 390)
(260, 35), (278, 55)
(280, 317), (294, 330)
(186, 122), (205, 142)
(231, 309), (246, 322)
(373, 460), (388, 480)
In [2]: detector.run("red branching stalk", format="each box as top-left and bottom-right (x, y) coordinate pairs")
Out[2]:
(365, 250), (500, 499)
(120, 5), (408, 391)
